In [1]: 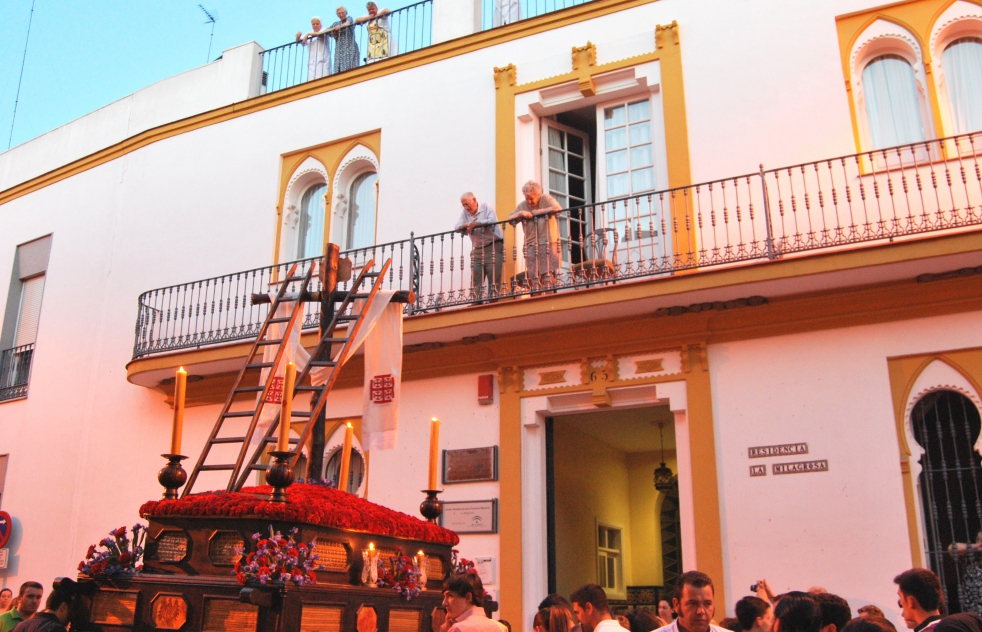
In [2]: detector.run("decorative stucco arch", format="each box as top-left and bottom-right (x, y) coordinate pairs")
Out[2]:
(930, 0), (982, 135)
(280, 155), (330, 263)
(330, 144), (380, 249)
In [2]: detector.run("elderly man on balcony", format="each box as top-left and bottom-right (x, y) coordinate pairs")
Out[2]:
(456, 193), (504, 302)
(296, 16), (331, 80)
(508, 181), (563, 289)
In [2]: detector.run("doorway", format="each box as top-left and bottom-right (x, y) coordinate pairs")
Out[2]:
(546, 406), (681, 607)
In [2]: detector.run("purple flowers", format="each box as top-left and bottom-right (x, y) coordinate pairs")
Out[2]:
(234, 526), (319, 587)
(377, 548), (423, 601)
(78, 524), (145, 577)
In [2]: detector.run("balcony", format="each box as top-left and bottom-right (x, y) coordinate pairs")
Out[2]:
(260, 0), (596, 94)
(0, 344), (34, 402)
(130, 131), (982, 362)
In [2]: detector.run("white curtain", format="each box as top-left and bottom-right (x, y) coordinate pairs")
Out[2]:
(297, 183), (326, 259)
(862, 54), (926, 148)
(942, 37), (982, 134)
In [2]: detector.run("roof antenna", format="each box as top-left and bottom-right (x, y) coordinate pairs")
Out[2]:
(8, 0), (37, 150)
(199, 4), (217, 63)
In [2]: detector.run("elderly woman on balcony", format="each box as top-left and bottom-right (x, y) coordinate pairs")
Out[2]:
(508, 181), (563, 290)
(356, 2), (395, 63)
(296, 16), (331, 80)
(329, 6), (360, 73)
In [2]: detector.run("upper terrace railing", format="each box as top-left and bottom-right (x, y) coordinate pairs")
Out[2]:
(261, 0), (433, 94)
(481, 0), (593, 30)
(133, 131), (982, 359)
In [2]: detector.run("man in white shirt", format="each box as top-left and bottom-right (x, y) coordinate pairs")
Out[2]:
(570, 584), (628, 632)
(655, 571), (728, 632)
(456, 192), (504, 301)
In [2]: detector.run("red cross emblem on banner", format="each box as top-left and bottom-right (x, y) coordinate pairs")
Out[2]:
(265, 376), (284, 404)
(370, 374), (395, 404)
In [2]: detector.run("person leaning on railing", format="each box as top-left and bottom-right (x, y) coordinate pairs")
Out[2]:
(356, 2), (394, 63)
(456, 193), (504, 302)
(329, 6), (360, 73)
(508, 181), (563, 290)
(296, 16), (331, 80)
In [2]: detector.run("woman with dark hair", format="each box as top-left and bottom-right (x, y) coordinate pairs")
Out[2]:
(533, 605), (575, 632)
(659, 600), (676, 623)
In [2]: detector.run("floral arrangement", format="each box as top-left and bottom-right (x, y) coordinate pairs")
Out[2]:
(234, 526), (319, 587)
(451, 548), (476, 574)
(376, 547), (423, 601)
(140, 484), (459, 546)
(78, 524), (146, 577)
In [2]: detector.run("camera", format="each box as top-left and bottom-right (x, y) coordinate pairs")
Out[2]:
(750, 583), (759, 592)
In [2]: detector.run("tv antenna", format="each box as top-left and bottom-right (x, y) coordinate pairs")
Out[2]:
(8, 0), (37, 150)
(199, 4), (217, 63)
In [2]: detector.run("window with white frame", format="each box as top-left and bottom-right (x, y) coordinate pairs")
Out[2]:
(941, 37), (982, 134)
(601, 98), (656, 199)
(597, 524), (622, 592)
(346, 172), (378, 250)
(296, 183), (327, 259)
(862, 54), (927, 148)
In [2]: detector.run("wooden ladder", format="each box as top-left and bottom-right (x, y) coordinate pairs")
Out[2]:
(231, 259), (390, 491)
(182, 262), (315, 496)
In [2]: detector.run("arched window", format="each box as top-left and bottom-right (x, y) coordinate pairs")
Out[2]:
(862, 54), (926, 148)
(297, 183), (327, 259)
(911, 390), (982, 615)
(942, 37), (982, 134)
(324, 448), (365, 493)
(346, 172), (378, 250)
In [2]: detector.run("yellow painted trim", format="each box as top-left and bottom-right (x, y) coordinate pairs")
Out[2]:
(273, 131), (382, 265)
(835, 0), (982, 152)
(497, 346), (724, 630)
(0, 0), (663, 208)
(887, 348), (982, 568)
(494, 20), (693, 291)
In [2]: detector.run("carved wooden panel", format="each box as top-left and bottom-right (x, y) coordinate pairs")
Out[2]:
(300, 604), (343, 632)
(91, 591), (138, 626)
(209, 531), (244, 566)
(202, 598), (258, 631)
(156, 531), (189, 563)
(389, 609), (421, 632)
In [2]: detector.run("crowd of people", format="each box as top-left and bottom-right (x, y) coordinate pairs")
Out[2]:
(295, 2), (395, 79)
(436, 566), (982, 632)
(0, 578), (94, 632)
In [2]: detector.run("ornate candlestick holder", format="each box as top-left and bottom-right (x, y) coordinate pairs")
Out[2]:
(158, 454), (188, 500)
(266, 450), (295, 503)
(419, 490), (443, 523)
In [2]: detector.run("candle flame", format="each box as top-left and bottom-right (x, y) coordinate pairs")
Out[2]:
(418, 550), (424, 557)
(346, 421), (353, 428)
(431, 417), (439, 422)
(177, 366), (187, 374)
(369, 542), (375, 551)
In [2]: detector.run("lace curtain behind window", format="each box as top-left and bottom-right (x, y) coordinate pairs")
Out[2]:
(862, 54), (926, 148)
(943, 37), (982, 134)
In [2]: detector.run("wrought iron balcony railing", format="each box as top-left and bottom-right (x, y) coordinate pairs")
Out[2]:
(481, 0), (594, 30)
(0, 343), (34, 401)
(261, 0), (432, 94)
(133, 131), (982, 359)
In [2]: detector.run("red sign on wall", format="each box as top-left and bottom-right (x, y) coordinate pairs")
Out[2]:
(0, 511), (11, 548)
(265, 376), (284, 404)
(370, 374), (395, 404)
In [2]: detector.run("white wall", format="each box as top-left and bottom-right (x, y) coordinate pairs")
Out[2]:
(0, 41), (264, 192)
(710, 310), (982, 627)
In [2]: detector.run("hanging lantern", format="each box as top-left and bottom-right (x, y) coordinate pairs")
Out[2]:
(654, 422), (674, 492)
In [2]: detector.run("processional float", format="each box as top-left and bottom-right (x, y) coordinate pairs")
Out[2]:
(69, 245), (481, 632)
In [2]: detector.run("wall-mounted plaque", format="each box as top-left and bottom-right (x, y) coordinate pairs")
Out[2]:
(749, 465), (766, 477)
(439, 500), (498, 534)
(443, 447), (498, 484)
(748, 443), (808, 458)
(773, 459), (828, 475)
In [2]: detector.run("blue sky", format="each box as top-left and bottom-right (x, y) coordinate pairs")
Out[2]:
(0, 0), (418, 151)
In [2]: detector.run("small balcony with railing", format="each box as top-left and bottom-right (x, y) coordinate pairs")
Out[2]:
(260, 0), (594, 93)
(130, 131), (982, 373)
(0, 344), (34, 402)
